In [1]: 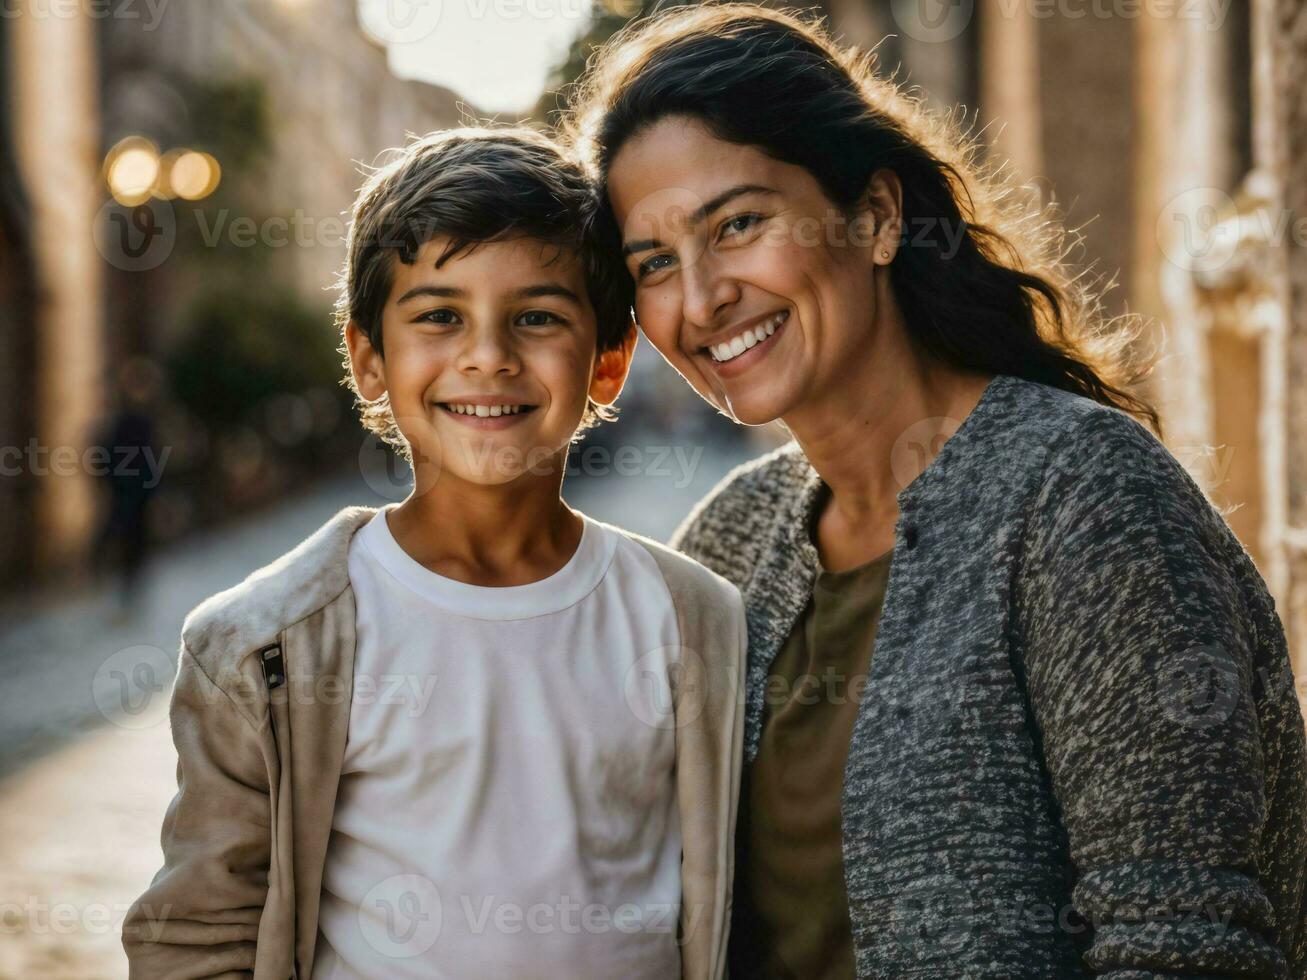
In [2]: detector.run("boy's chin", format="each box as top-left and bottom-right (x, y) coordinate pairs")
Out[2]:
(440, 439), (572, 486)
(446, 460), (534, 485)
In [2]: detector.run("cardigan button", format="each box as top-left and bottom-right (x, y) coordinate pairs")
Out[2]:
(904, 525), (919, 549)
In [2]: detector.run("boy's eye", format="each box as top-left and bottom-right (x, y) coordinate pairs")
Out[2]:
(720, 213), (762, 239)
(636, 253), (675, 280)
(517, 310), (563, 327)
(416, 308), (459, 325)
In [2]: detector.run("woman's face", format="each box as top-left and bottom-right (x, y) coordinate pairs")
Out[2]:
(607, 114), (892, 425)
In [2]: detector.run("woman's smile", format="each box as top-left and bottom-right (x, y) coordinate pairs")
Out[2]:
(698, 308), (790, 379)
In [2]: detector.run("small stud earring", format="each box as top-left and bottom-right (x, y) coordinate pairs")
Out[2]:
(881, 249), (891, 261)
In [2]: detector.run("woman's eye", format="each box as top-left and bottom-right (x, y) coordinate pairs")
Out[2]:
(721, 213), (762, 239)
(518, 310), (562, 327)
(417, 309), (459, 325)
(637, 253), (675, 279)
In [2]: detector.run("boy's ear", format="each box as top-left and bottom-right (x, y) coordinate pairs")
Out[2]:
(589, 316), (639, 407)
(344, 319), (386, 401)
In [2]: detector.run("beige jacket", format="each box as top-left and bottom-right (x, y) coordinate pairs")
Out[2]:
(122, 505), (747, 980)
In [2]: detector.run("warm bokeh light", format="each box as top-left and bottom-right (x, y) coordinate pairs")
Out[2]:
(152, 148), (182, 200)
(104, 137), (161, 206)
(165, 149), (221, 201)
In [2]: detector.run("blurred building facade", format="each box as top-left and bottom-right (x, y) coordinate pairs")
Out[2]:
(842, 1), (1307, 676)
(3, 0), (1307, 677)
(2, 0), (466, 589)
(1266, 0), (1307, 683)
(0, 17), (34, 591)
(3, 5), (105, 582)
(102, 0), (468, 298)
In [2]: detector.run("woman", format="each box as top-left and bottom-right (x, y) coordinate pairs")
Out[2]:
(566, 5), (1307, 978)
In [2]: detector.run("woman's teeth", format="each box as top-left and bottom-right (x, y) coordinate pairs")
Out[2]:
(709, 311), (788, 363)
(443, 404), (530, 417)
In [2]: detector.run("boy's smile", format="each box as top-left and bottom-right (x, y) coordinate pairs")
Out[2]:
(435, 391), (539, 432)
(348, 234), (632, 487)
(437, 396), (538, 428)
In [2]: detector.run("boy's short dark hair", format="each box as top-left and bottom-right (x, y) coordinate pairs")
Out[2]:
(335, 126), (634, 452)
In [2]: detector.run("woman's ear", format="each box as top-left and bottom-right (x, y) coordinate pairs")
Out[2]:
(859, 168), (904, 265)
(589, 316), (639, 407)
(344, 319), (387, 401)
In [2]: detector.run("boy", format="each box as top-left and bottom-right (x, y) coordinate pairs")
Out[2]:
(122, 127), (746, 979)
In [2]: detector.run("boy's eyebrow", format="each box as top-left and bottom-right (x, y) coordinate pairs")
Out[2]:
(394, 283), (584, 305)
(507, 283), (584, 304)
(396, 285), (465, 304)
(622, 183), (778, 256)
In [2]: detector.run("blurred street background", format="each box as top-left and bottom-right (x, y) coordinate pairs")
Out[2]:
(2, 0), (1307, 976)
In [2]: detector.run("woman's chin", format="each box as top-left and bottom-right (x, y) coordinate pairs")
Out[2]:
(729, 405), (782, 427)
(708, 389), (789, 427)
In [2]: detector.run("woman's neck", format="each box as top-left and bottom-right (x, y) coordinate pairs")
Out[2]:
(784, 322), (994, 538)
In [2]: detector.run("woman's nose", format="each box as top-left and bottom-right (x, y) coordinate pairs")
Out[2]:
(681, 256), (741, 329)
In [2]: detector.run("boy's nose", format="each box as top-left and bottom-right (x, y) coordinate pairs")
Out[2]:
(456, 332), (520, 375)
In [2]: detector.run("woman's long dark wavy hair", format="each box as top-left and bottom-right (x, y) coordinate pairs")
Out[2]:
(563, 2), (1160, 432)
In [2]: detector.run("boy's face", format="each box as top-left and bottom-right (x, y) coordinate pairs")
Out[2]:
(347, 235), (635, 488)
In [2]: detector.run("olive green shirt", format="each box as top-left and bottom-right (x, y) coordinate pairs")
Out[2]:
(743, 545), (893, 980)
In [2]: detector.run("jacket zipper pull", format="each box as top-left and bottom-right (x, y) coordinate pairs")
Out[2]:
(259, 643), (286, 689)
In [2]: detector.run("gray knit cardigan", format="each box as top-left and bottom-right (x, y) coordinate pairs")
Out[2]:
(670, 374), (1307, 979)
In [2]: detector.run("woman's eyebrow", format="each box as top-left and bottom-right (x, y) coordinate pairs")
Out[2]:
(622, 183), (778, 256)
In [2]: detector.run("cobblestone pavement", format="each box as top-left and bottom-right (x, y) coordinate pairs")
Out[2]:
(0, 438), (758, 979)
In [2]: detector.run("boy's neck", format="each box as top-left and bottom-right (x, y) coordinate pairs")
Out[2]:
(385, 469), (584, 588)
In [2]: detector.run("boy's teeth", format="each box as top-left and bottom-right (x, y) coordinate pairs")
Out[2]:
(710, 311), (787, 362)
(446, 403), (526, 415)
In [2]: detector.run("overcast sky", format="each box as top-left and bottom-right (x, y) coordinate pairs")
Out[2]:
(358, 0), (594, 114)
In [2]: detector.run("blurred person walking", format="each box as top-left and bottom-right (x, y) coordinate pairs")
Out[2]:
(92, 357), (162, 613)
